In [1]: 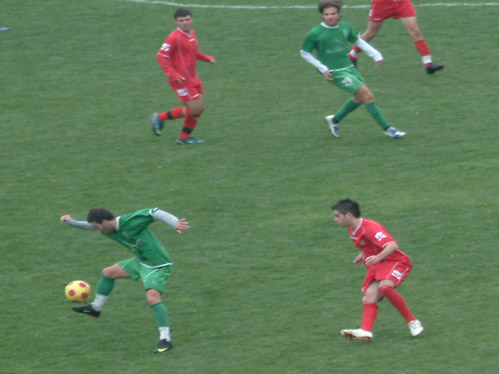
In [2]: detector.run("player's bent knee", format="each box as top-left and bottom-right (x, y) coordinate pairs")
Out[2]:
(102, 267), (114, 278)
(146, 289), (162, 305)
(102, 264), (126, 279)
(192, 108), (204, 116)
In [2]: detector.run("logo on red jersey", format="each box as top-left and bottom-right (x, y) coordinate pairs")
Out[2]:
(375, 231), (387, 242)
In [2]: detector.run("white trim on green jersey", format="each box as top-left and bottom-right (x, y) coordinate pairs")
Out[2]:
(140, 261), (173, 269)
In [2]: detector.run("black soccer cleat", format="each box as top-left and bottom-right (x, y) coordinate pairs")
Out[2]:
(154, 339), (173, 353)
(425, 63), (444, 75)
(72, 305), (100, 318)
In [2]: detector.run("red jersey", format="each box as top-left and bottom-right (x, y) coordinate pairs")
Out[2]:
(156, 28), (213, 86)
(372, 0), (411, 3)
(348, 218), (410, 264)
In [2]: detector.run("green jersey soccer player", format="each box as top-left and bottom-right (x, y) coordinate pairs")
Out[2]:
(61, 207), (190, 353)
(300, 1), (406, 139)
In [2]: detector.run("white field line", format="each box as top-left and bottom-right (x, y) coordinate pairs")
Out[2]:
(121, 1), (499, 10)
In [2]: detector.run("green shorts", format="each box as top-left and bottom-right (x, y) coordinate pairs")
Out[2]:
(329, 68), (365, 94)
(119, 257), (172, 293)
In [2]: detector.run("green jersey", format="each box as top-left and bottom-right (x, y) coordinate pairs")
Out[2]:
(102, 208), (172, 267)
(301, 21), (359, 71)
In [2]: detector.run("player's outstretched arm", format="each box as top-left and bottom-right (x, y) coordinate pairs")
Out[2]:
(355, 38), (383, 65)
(151, 208), (190, 234)
(198, 52), (215, 64)
(300, 50), (329, 75)
(60, 215), (96, 230)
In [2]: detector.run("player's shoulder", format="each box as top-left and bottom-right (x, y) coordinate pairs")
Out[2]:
(309, 23), (325, 34)
(338, 20), (352, 27)
(122, 208), (154, 220)
(338, 20), (357, 32)
(166, 28), (181, 41)
(361, 218), (386, 232)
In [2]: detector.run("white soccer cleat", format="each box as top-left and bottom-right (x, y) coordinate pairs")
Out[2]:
(325, 115), (340, 137)
(408, 320), (424, 336)
(340, 328), (373, 341)
(383, 126), (406, 139)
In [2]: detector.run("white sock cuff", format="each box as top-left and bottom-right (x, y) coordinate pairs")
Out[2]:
(91, 294), (109, 311)
(159, 326), (171, 341)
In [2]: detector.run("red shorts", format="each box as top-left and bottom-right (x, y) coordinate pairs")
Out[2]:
(369, 0), (417, 23)
(361, 261), (412, 293)
(169, 81), (204, 103)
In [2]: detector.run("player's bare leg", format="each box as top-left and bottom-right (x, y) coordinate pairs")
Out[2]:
(177, 95), (205, 144)
(341, 281), (380, 341)
(72, 264), (128, 318)
(400, 16), (443, 74)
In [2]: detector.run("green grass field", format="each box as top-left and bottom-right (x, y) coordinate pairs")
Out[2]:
(1, 0), (498, 373)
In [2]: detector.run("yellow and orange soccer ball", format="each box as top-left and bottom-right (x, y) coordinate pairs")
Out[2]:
(65, 280), (91, 303)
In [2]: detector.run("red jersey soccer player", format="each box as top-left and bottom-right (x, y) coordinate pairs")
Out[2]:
(332, 199), (424, 341)
(152, 8), (215, 145)
(349, 0), (443, 74)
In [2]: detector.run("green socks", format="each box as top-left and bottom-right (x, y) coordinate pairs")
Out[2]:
(334, 98), (360, 122)
(334, 100), (390, 130)
(152, 302), (169, 328)
(365, 102), (390, 130)
(96, 274), (115, 296)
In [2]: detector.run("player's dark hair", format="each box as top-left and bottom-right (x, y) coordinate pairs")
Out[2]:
(174, 8), (192, 19)
(87, 208), (115, 224)
(331, 199), (361, 218)
(318, 1), (342, 13)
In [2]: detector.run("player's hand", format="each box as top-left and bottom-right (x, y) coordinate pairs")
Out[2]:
(175, 218), (190, 234)
(365, 255), (381, 266)
(375, 59), (383, 67)
(324, 70), (334, 81)
(60, 215), (71, 223)
(208, 57), (215, 64)
(174, 76), (186, 85)
(353, 256), (364, 266)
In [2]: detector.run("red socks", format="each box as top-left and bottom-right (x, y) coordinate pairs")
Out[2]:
(360, 287), (416, 332)
(361, 303), (378, 332)
(414, 39), (432, 67)
(157, 107), (202, 140)
(379, 286), (416, 323)
(179, 114), (201, 140)
(158, 107), (191, 121)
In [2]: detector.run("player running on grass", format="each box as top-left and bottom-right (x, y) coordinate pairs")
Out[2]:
(331, 199), (423, 341)
(300, 1), (406, 139)
(61, 207), (189, 353)
(348, 0), (443, 74)
(152, 8), (215, 145)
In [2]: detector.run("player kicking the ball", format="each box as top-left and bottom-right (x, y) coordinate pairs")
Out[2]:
(332, 199), (423, 341)
(61, 207), (189, 353)
(152, 8), (215, 145)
